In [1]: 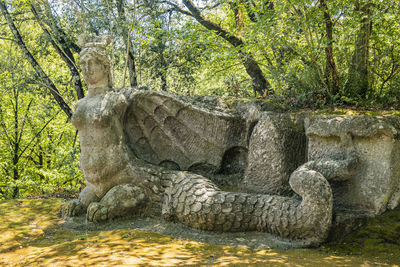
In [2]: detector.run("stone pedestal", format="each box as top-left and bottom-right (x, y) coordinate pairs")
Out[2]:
(305, 116), (400, 214)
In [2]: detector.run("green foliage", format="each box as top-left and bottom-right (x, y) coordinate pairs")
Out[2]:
(0, 5), (83, 199)
(0, 0), (399, 198)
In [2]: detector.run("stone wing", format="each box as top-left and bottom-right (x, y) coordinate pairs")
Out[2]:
(123, 91), (247, 174)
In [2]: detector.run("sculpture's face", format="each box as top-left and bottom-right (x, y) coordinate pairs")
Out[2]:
(81, 57), (107, 86)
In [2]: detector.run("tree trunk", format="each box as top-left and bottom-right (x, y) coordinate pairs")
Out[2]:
(128, 50), (138, 87)
(181, 0), (271, 96)
(160, 68), (167, 91)
(38, 145), (45, 181)
(346, 2), (372, 98)
(320, 0), (339, 96)
(116, 0), (138, 87)
(0, 1), (73, 119)
(42, 0), (81, 54)
(12, 164), (19, 198)
(156, 33), (168, 91)
(31, 3), (84, 100)
(39, 1), (83, 98)
(12, 87), (19, 198)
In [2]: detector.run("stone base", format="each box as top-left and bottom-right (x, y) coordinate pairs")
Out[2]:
(328, 208), (372, 241)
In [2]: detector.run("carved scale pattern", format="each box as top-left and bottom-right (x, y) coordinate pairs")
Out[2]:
(161, 165), (333, 244)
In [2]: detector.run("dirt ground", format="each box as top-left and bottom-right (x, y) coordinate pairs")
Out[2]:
(1, 198), (399, 266)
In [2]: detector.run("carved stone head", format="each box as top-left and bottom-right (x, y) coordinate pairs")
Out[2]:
(78, 35), (112, 95)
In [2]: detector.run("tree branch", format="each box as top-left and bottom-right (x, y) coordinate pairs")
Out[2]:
(179, 0), (271, 95)
(42, 0), (81, 54)
(0, 1), (73, 119)
(320, 0), (339, 95)
(183, 0), (244, 47)
(0, 35), (16, 42)
(31, 3), (84, 99)
(17, 110), (61, 161)
(162, 1), (193, 17)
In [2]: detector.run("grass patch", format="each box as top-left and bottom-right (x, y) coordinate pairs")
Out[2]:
(0, 198), (399, 266)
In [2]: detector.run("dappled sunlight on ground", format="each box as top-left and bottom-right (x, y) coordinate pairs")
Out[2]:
(0, 199), (398, 266)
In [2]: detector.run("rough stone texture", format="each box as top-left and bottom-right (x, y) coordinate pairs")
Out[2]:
(123, 91), (249, 176)
(162, 168), (333, 246)
(305, 116), (400, 214)
(242, 113), (306, 195)
(327, 208), (371, 241)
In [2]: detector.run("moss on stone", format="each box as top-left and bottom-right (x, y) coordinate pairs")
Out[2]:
(321, 205), (400, 262)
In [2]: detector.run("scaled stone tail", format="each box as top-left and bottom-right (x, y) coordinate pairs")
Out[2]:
(162, 168), (333, 245)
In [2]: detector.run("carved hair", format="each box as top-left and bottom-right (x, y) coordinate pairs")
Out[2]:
(79, 35), (113, 88)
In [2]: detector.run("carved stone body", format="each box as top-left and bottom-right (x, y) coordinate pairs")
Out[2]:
(65, 36), (400, 247)
(71, 90), (164, 217)
(68, 88), (338, 246)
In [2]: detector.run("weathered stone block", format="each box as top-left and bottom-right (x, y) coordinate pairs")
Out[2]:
(242, 112), (306, 195)
(305, 116), (400, 214)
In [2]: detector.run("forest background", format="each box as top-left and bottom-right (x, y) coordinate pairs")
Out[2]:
(0, 0), (399, 199)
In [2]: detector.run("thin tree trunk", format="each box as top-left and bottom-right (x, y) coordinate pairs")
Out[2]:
(12, 159), (19, 198)
(31, 3), (84, 100)
(116, 0), (138, 87)
(42, 0), (81, 54)
(156, 32), (168, 91)
(346, 2), (372, 98)
(12, 87), (19, 198)
(38, 145), (45, 181)
(320, 0), (339, 96)
(127, 50), (138, 87)
(0, 1), (73, 119)
(40, 1), (83, 100)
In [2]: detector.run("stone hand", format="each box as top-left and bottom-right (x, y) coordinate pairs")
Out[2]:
(66, 199), (85, 217)
(87, 202), (109, 222)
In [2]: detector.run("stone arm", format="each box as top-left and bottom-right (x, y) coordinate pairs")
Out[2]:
(102, 90), (129, 118)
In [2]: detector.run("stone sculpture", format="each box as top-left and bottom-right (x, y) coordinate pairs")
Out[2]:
(65, 36), (400, 247)
(305, 116), (400, 213)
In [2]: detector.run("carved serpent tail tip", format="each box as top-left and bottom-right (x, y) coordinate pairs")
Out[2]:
(162, 169), (333, 245)
(289, 166), (333, 204)
(289, 166), (333, 244)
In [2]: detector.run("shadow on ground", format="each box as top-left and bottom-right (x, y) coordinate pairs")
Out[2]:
(0, 198), (399, 266)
